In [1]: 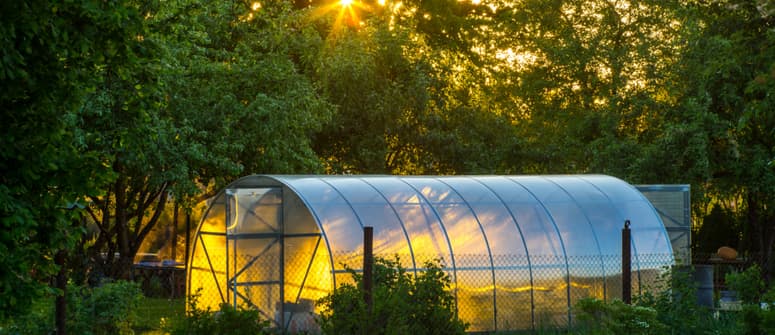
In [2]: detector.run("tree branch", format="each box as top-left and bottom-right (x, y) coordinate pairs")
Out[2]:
(134, 186), (169, 252)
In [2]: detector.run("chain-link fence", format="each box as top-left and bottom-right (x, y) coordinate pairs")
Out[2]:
(327, 252), (674, 331)
(189, 246), (675, 332)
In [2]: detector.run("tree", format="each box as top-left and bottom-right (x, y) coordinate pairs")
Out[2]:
(0, 0), (142, 318)
(492, 0), (687, 176)
(310, 10), (437, 174)
(73, 0), (334, 280)
(675, 0), (775, 279)
(309, 0), (520, 174)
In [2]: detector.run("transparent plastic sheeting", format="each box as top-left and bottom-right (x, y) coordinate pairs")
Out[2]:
(187, 175), (674, 332)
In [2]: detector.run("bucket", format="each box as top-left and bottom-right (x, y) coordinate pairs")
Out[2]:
(693, 264), (714, 308)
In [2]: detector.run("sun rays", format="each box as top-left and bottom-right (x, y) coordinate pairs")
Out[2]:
(308, 0), (375, 31)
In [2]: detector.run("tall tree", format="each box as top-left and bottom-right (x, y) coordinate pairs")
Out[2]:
(492, 0), (686, 175)
(73, 0), (334, 280)
(675, 0), (775, 278)
(310, 0), (520, 174)
(0, 0), (142, 318)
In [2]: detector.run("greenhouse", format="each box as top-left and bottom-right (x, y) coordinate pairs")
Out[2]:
(186, 175), (674, 332)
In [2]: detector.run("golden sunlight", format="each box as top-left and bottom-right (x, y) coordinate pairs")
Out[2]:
(340, 0), (354, 7)
(251, 2), (261, 10)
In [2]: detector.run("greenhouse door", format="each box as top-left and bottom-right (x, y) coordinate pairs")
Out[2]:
(225, 188), (284, 326)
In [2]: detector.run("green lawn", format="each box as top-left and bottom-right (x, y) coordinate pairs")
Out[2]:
(134, 297), (185, 334)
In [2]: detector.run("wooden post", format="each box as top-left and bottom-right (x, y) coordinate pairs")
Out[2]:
(622, 220), (632, 304)
(363, 226), (374, 312)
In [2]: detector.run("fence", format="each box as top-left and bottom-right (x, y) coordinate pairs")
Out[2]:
(187, 249), (675, 332)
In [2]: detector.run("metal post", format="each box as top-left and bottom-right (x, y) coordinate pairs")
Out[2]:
(363, 226), (374, 312)
(184, 212), (191, 301)
(184, 212), (191, 271)
(622, 220), (632, 304)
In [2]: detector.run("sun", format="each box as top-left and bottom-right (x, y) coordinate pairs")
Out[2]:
(306, 0), (364, 30)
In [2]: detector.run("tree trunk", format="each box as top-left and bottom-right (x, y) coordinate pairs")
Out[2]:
(55, 249), (67, 335)
(115, 175), (132, 280)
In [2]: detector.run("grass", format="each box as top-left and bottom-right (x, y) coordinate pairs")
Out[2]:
(134, 297), (186, 334)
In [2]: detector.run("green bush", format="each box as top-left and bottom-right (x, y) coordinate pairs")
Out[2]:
(725, 265), (775, 335)
(575, 298), (666, 335)
(635, 266), (736, 335)
(316, 256), (468, 335)
(165, 291), (271, 335)
(68, 280), (143, 335)
(0, 295), (55, 335)
(726, 265), (765, 305)
(0, 280), (142, 335)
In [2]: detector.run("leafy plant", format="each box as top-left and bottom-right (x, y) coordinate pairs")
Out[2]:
(0, 280), (143, 335)
(726, 264), (765, 305)
(165, 290), (270, 335)
(575, 298), (666, 335)
(317, 256), (467, 335)
(725, 265), (775, 335)
(67, 280), (143, 335)
(634, 266), (733, 335)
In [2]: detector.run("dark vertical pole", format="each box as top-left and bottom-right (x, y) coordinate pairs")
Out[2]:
(172, 202), (179, 262)
(55, 250), (67, 335)
(184, 212), (191, 300)
(184, 212), (191, 268)
(363, 226), (374, 312)
(622, 220), (632, 304)
(171, 202), (179, 298)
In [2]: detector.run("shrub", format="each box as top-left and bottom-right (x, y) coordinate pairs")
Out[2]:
(68, 280), (143, 335)
(0, 295), (55, 335)
(575, 298), (666, 335)
(165, 291), (271, 335)
(635, 266), (737, 335)
(0, 280), (142, 335)
(726, 265), (775, 335)
(726, 265), (765, 305)
(316, 256), (468, 335)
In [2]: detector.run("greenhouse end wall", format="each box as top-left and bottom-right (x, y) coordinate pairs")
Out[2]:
(187, 175), (675, 332)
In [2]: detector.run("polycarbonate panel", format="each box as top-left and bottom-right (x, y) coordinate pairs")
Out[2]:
(226, 188), (281, 234)
(402, 178), (494, 330)
(189, 174), (675, 333)
(198, 200), (226, 233)
(283, 190), (319, 235)
(188, 233), (228, 310)
(366, 177), (453, 268)
(291, 178), (363, 255)
(188, 198), (228, 311)
(325, 178), (415, 269)
(406, 178), (488, 255)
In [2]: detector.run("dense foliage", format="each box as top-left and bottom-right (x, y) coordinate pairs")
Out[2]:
(2, 0), (775, 324)
(575, 298), (666, 335)
(317, 257), (468, 335)
(0, 0), (142, 317)
(0, 280), (143, 335)
(166, 292), (271, 335)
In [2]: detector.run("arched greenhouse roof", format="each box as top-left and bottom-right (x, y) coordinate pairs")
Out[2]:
(187, 175), (674, 332)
